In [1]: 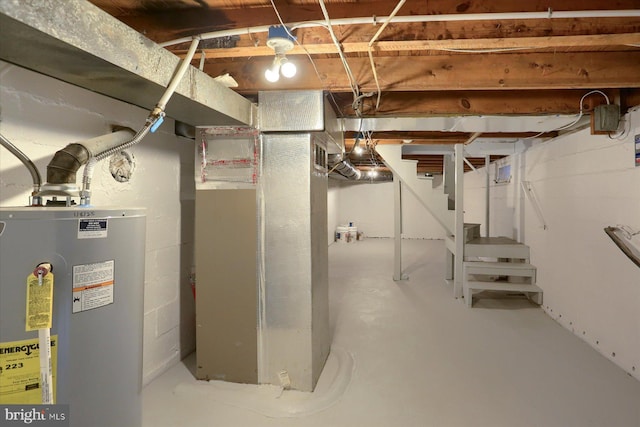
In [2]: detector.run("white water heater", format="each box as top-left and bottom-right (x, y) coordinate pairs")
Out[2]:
(0, 207), (145, 427)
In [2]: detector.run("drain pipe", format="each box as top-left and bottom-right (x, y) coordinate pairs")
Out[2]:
(0, 133), (43, 206)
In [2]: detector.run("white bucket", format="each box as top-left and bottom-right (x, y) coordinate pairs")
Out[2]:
(347, 226), (357, 243)
(336, 226), (349, 243)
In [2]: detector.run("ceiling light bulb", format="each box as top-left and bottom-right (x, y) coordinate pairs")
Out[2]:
(265, 67), (280, 82)
(280, 60), (297, 78)
(368, 169), (378, 178)
(354, 145), (364, 155)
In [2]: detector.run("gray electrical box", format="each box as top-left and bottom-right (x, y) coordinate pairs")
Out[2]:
(592, 104), (620, 133)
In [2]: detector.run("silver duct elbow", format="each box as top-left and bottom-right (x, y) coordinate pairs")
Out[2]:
(46, 143), (90, 185)
(46, 129), (136, 185)
(328, 154), (362, 180)
(40, 129), (136, 200)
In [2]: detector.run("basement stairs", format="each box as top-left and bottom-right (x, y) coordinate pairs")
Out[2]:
(375, 145), (543, 308)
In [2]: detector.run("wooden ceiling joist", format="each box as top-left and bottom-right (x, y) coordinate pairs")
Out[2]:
(204, 51), (640, 93)
(180, 33), (640, 59)
(92, 0), (640, 44)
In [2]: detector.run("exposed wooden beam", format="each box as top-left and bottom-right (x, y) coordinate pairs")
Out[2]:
(92, 0), (640, 43)
(203, 51), (640, 92)
(181, 33), (640, 59)
(332, 90), (623, 116)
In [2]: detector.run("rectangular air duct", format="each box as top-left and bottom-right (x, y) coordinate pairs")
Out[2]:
(194, 91), (333, 391)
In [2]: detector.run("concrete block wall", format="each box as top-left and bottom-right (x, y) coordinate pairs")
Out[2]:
(464, 107), (640, 381)
(0, 62), (196, 385)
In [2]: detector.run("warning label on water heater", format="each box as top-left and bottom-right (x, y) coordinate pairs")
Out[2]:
(72, 260), (115, 313)
(78, 218), (108, 239)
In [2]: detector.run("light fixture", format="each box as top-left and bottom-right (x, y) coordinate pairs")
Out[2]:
(265, 26), (296, 83)
(368, 169), (378, 178)
(352, 132), (365, 155)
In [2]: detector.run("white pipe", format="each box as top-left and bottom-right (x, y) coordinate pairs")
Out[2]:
(156, 36), (200, 110)
(82, 129), (137, 158)
(38, 328), (53, 404)
(159, 10), (640, 47)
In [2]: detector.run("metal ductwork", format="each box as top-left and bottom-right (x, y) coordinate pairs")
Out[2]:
(46, 144), (90, 185)
(328, 154), (362, 180)
(0, 0), (255, 127)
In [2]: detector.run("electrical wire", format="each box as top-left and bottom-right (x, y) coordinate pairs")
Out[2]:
(608, 105), (638, 140)
(519, 89), (611, 141)
(268, 0), (341, 115)
(367, 0), (406, 110)
(318, 0), (360, 100)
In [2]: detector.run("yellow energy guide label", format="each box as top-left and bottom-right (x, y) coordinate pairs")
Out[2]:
(0, 336), (58, 404)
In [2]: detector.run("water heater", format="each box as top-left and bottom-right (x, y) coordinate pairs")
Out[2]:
(0, 207), (145, 427)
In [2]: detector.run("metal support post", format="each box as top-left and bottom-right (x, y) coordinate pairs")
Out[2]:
(393, 175), (406, 281)
(454, 144), (465, 298)
(485, 154), (491, 238)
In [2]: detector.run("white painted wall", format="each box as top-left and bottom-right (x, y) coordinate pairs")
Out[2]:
(335, 180), (446, 239)
(464, 158), (520, 238)
(464, 108), (640, 380)
(327, 179), (340, 244)
(0, 62), (196, 385)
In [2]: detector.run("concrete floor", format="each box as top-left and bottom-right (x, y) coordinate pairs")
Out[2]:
(143, 239), (640, 427)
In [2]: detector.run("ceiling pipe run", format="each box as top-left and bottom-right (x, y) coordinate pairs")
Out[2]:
(159, 9), (640, 47)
